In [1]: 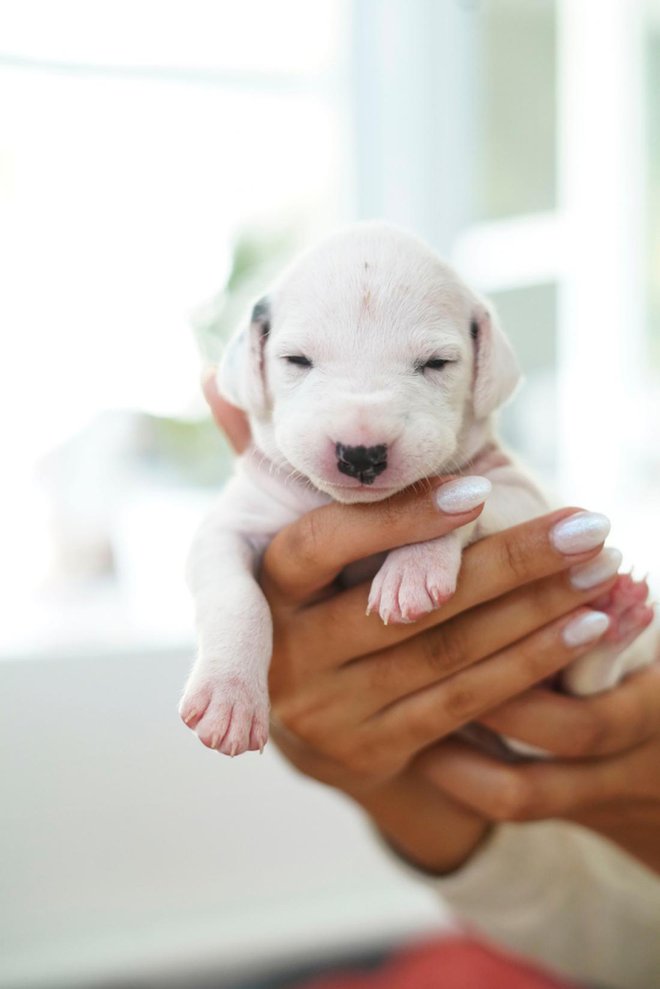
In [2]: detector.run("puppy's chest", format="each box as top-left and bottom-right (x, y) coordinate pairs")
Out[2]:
(474, 464), (551, 538)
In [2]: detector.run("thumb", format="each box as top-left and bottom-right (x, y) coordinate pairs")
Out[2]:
(201, 367), (251, 454)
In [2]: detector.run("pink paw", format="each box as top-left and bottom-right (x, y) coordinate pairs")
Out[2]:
(562, 576), (655, 696)
(595, 573), (651, 642)
(179, 676), (269, 756)
(366, 537), (461, 625)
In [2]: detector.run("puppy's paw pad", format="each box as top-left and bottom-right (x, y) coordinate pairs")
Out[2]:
(366, 566), (402, 624)
(178, 683), (212, 729)
(367, 568), (429, 625)
(249, 716), (270, 754)
(610, 574), (649, 611)
(368, 545), (459, 624)
(598, 577), (651, 644)
(396, 576), (437, 623)
(605, 601), (654, 645)
(182, 678), (269, 756)
(593, 574), (649, 615)
(426, 578), (457, 607)
(396, 569), (457, 622)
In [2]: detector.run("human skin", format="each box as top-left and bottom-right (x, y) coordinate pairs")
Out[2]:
(203, 372), (660, 876)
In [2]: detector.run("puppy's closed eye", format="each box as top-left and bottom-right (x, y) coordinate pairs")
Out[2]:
(416, 357), (456, 373)
(283, 355), (313, 368)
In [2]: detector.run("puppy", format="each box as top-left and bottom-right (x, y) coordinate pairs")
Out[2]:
(181, 222), (653, 757)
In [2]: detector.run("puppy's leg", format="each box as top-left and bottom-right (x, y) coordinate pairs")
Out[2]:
(505, 576), (656, 758)
(181, 515), (272, 756)
(367, 526), (475, 625)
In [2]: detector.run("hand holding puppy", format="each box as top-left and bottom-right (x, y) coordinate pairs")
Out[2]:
(204, 377), (659, 876)
(183, 223), (654, 757)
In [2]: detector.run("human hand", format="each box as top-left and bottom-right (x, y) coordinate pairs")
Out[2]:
(202, 366), (251, 454)
(202, 369), (655, 874)
(418, 615), (659, 874)
(259, 485), (647, 868)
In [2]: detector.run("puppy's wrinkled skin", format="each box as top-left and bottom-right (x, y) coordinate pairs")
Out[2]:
(181, 222), (652, 756)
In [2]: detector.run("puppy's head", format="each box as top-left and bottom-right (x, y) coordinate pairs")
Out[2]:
(219, 222), (520, 503)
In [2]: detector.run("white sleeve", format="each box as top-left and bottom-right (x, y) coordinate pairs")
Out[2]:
(427, 821), (660, 989)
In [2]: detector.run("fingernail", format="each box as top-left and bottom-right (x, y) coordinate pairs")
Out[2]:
(562, 610), (610, 647)
(435, 476), (492, 514)
(550, 511), (611, 554)
(569, 547), (623, 589)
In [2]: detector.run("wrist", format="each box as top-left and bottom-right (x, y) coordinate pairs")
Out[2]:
(272, 730), (492, 874)
(574, 805), (660, 876)
(353, 769), (493, 876)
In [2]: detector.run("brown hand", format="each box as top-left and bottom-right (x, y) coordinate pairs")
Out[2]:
(258, 497), (624, 872)
(419, 655), (660, 874)
(203, 368), (657, 875)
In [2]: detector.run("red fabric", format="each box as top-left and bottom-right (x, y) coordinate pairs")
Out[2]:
(298, 935), (582, 989)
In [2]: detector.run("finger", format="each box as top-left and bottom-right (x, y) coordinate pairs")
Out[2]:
(295, 513), (614, 662)
(261, 477), (492, 603)
(480, 656), (660, 759)
(367, 607), (611, 767)
(201, 367), (251, 454)
(417, 736), (644, 823)
(334, 566), (622, 712)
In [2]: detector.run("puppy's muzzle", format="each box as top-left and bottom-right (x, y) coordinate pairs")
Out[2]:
(335, 443), (388, 485)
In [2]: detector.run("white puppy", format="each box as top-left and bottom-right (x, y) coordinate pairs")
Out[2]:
(181, 222), (652, 757)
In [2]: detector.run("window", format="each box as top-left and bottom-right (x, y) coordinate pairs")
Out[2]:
(3, 0), (657, 661)
(0, 0), (351, 657)
(353, 0), (659, 579)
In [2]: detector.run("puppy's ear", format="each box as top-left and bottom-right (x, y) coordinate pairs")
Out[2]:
(470, 300), (522, 419)
(217, 297), (271, 417)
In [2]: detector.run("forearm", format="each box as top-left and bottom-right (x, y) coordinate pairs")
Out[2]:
(576, 795), (660, 876)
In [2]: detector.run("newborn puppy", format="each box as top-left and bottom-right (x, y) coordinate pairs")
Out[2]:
(181, 222), (652, 756)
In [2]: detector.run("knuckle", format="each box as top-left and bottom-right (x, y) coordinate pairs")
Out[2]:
(272, 691), (325, 743)
(439, 679), (479, 725)
(337, 734), (391, 779)
(563, 708), (606, 756)
(514, 634), (556, 683)
(422, 624), (469, 676)
(499, 531), (534, 584)
(487, 774), (537, 822)
(609, 687), (645, 740)
(366, 651), (400, 694)
(283, 510), (325, 571)
(526, 579), (559, 626)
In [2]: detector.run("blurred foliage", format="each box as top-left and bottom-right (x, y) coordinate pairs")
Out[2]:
(192, 225), (299, 365)
(143, 224), (301, 486)
(474, 0), (556, 222)
(135, 413), (232, 487)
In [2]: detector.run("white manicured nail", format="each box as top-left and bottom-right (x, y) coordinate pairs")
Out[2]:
(569, 548), (623, 589)
(562, 610), (610, 647)
(435, 476), (492, 514)
(550, 512), (611, 554)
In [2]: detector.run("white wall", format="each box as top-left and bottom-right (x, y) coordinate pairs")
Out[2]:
(0, 648), (447, 988)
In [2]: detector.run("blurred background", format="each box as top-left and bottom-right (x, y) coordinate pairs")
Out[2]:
(1, 0), (659, 986)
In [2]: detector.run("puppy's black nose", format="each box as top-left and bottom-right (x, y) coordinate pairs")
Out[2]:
(336, 443), (388, 485)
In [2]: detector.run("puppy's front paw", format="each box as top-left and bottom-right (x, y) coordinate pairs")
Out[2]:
(367, 534), (462, 625)
(179, 676), (269, 755)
